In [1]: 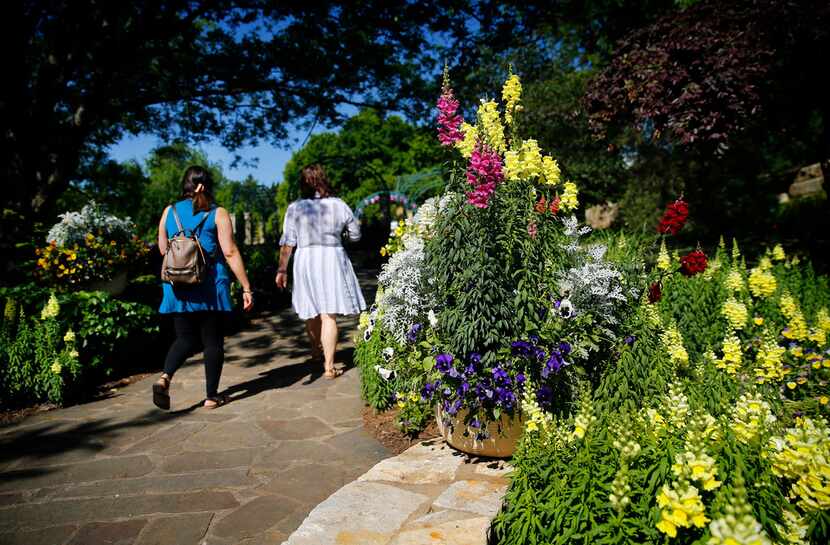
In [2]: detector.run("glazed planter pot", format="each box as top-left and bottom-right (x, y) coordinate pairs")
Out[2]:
(436, 406), (525, 458)
(84, 270), (128, 296)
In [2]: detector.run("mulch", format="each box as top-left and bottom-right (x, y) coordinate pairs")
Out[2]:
(362, 406), (441, 455)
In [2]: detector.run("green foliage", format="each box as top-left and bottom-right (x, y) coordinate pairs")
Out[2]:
(0, 285), (157, 406)
(276, 109), (444, 228)
(355, 326), (395, 412)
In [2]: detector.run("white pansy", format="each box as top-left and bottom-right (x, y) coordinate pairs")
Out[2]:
(374, 365), (394, 380)
(382, 347), (395, 361)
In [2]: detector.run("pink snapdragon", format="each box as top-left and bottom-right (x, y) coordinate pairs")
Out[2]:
(466, 143), (504, 208)
(437, 86), (463, 146)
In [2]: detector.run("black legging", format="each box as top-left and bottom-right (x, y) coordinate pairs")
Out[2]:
(163, 312), (224, 398)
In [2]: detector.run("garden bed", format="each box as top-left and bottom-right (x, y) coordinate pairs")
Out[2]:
(362, 406), (440, 455)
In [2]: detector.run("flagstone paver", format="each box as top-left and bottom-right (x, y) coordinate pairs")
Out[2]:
(0, 278), (393, 544)
(281, 440), (512, 545)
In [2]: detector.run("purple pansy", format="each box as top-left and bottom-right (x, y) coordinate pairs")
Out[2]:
(435, 353), (454, 374)
(406, 323), (423, 343)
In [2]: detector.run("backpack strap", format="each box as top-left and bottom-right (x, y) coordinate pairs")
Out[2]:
(169, 204), (186, 236)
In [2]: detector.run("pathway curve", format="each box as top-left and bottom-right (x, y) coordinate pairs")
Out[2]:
(0, 296), (390, 544)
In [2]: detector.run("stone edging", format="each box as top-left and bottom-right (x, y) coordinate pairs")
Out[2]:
(281, 439), (511, 545)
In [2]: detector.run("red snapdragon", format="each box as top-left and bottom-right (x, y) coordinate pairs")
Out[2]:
(680, 249), (708, 276)
(657, 198), (689, 236)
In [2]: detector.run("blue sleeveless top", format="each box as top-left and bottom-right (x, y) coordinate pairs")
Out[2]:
(159, 200), (233, 314)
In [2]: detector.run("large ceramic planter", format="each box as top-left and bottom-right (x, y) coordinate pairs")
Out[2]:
(84, 270), (128, 296)
(436, 406), (525, 458)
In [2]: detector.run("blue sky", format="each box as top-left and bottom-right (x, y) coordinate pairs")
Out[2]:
(109, 131), (302, 187)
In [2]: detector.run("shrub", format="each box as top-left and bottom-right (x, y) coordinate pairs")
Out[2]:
(0, 284), (158, 406)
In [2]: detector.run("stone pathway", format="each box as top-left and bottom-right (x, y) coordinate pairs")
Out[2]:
(282, 441), (511, 545)
(0, 304), (391, 544)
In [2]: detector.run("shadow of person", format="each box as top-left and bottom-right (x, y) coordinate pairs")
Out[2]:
(219, 347), (355, 406)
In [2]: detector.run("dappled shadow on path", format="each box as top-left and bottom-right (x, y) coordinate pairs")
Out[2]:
(222, 346), (355, 406)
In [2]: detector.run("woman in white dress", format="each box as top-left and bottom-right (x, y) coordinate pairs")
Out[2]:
(275, 164), (366, 379)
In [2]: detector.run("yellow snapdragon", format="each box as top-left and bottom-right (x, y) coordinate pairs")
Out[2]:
(768, 416), (830, 512)
(477, 99), (505, 152)
(716, 333), (742, 375)
(754, 335), (787, 383)
(657, 239), (671, 271)
(572, 392), (597, 440)
(50, 361), (62, 375)
(707, 477), (772, 545)
(503, 139), (543, 181)
(777, 510), (809, 545)
(41, 294), (60, 320)
(665, 383), (691, 429)
(772, 244), (786, 261)
(725, 269), (745, 292)
(656, 482), (708, 538)
(455, 122), (477, 158)
(521, 382), (551, 435)
(732, 393), (776, 444)
(748, 267), (777, 298)
(780, 293), (808, 340)
(661, 326), (689, 367)
(672, 450), (721, 491)
(610, 463), (632, 512)
(722, 297), (748, 330)
(559, 181), (579, 212)
(817, 308), (830, 333)
(540, 156), (561, 185)
(502, 73), (522, 125)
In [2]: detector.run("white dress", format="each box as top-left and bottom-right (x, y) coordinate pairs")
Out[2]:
(280, 197), (367, 320)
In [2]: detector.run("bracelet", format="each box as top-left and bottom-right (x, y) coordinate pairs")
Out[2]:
(243, 289), (253, 295)
(277, 270), (287, 274)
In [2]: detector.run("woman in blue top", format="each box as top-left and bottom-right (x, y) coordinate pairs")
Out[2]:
(153, 166), (253, 410)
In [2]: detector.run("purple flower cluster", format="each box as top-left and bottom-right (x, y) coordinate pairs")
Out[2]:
(542, 342), (571, 379)
(466, 144), (504, 209)
(406, 323), (423, 343)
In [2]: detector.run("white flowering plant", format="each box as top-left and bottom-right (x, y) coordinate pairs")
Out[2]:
(36, 202), (148, 288)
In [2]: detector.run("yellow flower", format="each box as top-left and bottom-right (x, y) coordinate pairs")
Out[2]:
(768, 416), (830, 512)
(772, 244), (786, 261)
(754, 316), (764, 326)
(708, 478), (772, 545)
(661, 326), (689, 367)
(477, 99), (505, 152)
(501, 73), (522, 125)
(722, 297), (748, 330)
(455, 122), (477, 158)
(503, 139), (543, 181)
(50, 361), (62, 375)
(748, 267), (777, 298)
(540, 156), (561, 185)
(754, 335), (787, 383)
(809, 328), (826, 346)
(715, 333), (742, 375)
(63, 329), (76, 343)
(787, 381), (797, 390)
(732, 393), (776, 444)
(817, 308), (830, 333)
(820, 396), (829, 405)
(656, 482), (708, 537)
(559, 181), (579, 212)
(40, 294), (60, 320)
(656, 240), (671, 271)
(725, 269), (745, 292)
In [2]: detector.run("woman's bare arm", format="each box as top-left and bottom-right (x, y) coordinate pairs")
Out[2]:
(157, 206), (170, 256)
(215, 207), (253, 310)
(275, 244), (294, 288)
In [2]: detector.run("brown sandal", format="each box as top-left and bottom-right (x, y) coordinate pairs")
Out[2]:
(203, 394), (228, 409)
(152, 374), (171, 410)
(323, 368), (343, 380)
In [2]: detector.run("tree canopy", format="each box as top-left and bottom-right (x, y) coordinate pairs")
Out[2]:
(275, 109), (444, 225)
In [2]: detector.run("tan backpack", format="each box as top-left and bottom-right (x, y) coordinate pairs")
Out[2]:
(161, 206), (211, 286)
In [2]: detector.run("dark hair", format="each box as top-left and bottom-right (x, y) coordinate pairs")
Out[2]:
(299, 164), (335, 199)
(181, 166), (215, 213)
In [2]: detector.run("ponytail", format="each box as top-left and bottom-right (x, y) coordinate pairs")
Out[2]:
(180, 166), (215, 213)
